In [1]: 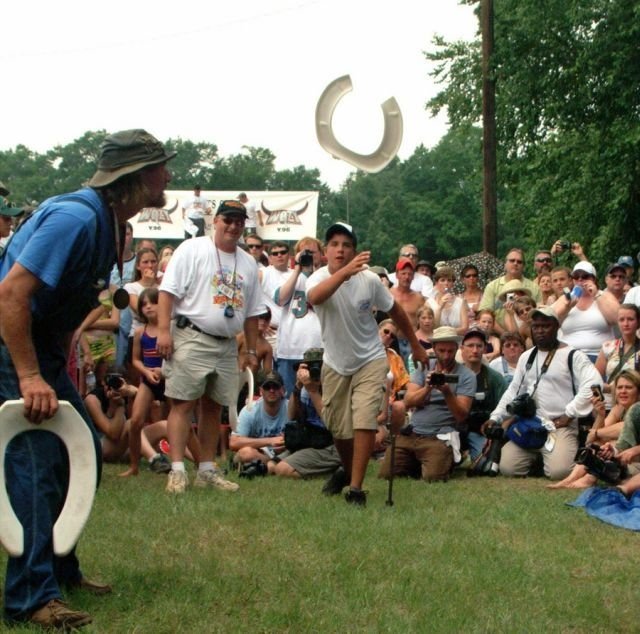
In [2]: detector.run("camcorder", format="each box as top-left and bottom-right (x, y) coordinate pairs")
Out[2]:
(428, 372), (459, 387)
(506, 393), (537, 418)
(299, 249), (314, 268)
(105, 373), (125, 390)
(576, 444), (628, 485)
(293, 359), (323, 382)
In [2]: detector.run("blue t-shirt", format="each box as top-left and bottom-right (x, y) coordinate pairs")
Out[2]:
(409, 362), (476, 435)
(0, 188), (115, 334)
(235, 398), (289, 438)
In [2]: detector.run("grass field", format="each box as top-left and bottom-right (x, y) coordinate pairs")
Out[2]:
(2, 462), (638, 633)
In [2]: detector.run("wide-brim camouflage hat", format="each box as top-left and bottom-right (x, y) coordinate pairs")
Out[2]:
(89, 129), (176, 188)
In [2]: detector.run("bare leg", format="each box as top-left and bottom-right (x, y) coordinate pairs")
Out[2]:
(120, 383), (154, 476)
(167, 398), (197, 463)
(196, 396), (222, 464)
(333, 438), (354, 481)
(547, 464), (589, 489)
(618, 472), (640, 498)
(350, 429), (376, 490)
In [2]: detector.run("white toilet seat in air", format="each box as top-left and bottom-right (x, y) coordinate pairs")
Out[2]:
(315, 74), (403, 173)
(0, 400), (97, 557)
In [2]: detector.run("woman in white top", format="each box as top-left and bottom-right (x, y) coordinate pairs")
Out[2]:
(553, 262), (618, 362)
(427, 266), (469, 335)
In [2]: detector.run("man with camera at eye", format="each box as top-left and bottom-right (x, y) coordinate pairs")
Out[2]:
(274, 237), (324, 395)
(270, 348), (341, 479)
(459, 329), (507, 474)
(83, 369), (175, 473)
(379, 327), (476, 482)
(483, 306), (602, 480)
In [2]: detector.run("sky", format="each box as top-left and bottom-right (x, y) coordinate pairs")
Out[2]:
(2, 0), (477, 189)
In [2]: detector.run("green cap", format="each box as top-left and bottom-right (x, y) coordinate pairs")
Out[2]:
(0, 199), (23, 218)
(303, 348), (324, 363)
(89, 129), (176, 188)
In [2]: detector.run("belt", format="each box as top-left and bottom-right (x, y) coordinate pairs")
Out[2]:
(177, 316), (232, 341)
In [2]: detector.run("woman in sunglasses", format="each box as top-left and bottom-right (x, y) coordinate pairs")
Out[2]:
(459, 264), (483, 325)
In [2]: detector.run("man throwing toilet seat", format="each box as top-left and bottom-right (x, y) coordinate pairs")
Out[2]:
(0, 130), (175, 630)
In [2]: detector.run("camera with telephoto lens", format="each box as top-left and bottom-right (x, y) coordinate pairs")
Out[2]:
(506, 393), (537, 418)
(576, 444), (628, 485)
(299, 250), (314, 268)
(428, 372), (459, 387)
(484, 422), (505, 440)
(105, 373), (124, 390)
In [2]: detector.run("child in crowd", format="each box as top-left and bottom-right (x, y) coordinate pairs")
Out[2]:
(237, 307), (273, 379)
(538, 272), (556, 305)
(475, 309), (501, 363)
(120, 287), (168, 477)
(504, 296), (536, 348)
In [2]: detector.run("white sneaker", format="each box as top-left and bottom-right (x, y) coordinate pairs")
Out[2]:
(194, 469), (239, 492)
(166, 470), (188, 494)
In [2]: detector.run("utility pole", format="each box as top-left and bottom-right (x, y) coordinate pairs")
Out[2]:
(481, 0), (498, 255)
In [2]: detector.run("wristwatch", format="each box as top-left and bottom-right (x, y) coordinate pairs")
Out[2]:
(246, 349), (257, 356)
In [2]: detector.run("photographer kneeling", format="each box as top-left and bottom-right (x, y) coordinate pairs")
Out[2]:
(482, 306), (602, 480)
(270, 348), (342, 478)
(379, 327), (475, 482)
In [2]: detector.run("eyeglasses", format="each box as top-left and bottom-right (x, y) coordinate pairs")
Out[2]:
(247, 243), (262, 250)
(270, 250), (288, 256)
(536, 257), (552, 263)
(381, 328), (396, 337)
(464, 273), (478, 278)
(572, 274), (591, 280)
(507, 258), (524, 264)
(262, 383), (281, 391)
(400, 252), (418, 258)
(222, 216), (245, 227)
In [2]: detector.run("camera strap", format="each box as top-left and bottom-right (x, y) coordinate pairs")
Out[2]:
(530, 346), (557, 397)
(515, 346), (557, 398)
(608, 339), (640, 383)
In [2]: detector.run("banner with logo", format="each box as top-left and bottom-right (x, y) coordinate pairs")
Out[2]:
(131, 190), (319, 242)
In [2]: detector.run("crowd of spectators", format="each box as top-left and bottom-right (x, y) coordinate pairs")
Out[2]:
(4, 180), (640, 507)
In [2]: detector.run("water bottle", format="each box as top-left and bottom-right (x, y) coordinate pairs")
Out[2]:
(570, 286), (583, 300)
(85, 371), (96, 392)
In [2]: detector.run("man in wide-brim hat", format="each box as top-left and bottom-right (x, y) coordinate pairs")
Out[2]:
(379, 326), (476, 483)
(0, 129), (175, 630)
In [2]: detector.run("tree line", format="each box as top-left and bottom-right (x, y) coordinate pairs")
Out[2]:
(2, 0), (637, 277)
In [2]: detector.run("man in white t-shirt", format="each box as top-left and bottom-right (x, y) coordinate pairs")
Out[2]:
(261, 240), (292, 355)
(306, 222), (428, 506)
(182, 184), (211, 238)
(158, 199), (262, 494)
(274, 236), (323, 395)
(238, 192), (263, 236)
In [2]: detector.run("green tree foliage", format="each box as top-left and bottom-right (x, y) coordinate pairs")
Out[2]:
(321, 126), (483, 270)
(426, 0), (640, 270)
